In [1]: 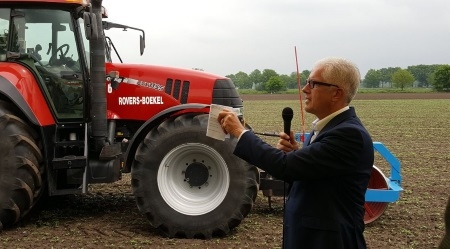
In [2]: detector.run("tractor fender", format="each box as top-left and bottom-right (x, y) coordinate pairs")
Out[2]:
(0, 65), (54, 126)
(123, 103), (210, 172)
(0, 75), (40, 125)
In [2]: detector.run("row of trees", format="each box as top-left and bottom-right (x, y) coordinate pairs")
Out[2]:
(226, 69), (311, 93)
(364, 64), (446, 89)
(225, 64), (450, 92)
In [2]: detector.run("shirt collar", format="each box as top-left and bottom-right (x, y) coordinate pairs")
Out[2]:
(312, 106), (350, 133)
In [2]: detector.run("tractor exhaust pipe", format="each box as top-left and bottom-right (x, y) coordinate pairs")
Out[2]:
(89, 0), (108, 152)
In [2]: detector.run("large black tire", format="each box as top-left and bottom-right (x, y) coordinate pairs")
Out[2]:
(131, 113), (258, 239)
(0, 101), (44, 230)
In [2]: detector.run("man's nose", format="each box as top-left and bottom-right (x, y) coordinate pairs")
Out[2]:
(302, 84), (310, 93)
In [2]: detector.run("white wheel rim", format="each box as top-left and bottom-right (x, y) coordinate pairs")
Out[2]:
(157, 143), (230, 216)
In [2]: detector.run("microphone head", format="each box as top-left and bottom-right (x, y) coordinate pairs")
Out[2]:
(282, 107), (294, 121)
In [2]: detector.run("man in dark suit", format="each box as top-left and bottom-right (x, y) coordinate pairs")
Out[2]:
(218, 57), (373, 249)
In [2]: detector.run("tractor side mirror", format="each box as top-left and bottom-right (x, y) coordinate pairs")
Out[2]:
(139, 35), (145, 56)
(83, 12), (98, 40)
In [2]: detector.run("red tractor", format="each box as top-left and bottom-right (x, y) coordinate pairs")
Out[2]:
(0, 0), (259, 238)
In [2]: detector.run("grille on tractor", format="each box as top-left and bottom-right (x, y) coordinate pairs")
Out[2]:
(212, 79), (242, 108)
(165, 78), (190, 104)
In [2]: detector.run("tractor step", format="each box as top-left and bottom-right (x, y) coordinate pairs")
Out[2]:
(52, 155), (87, 170)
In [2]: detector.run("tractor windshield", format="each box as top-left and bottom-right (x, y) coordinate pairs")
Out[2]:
(0, 9), (8, 60)
(0, 8), (87, 119)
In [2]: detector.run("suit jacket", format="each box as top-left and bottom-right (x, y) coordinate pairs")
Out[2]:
(234, 107), (373, 249)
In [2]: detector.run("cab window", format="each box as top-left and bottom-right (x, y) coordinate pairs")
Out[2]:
(12, 9), (85, 119)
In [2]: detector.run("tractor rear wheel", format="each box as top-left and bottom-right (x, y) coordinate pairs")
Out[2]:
(0, 101), (44, 230)
(131, 113), (258, 238)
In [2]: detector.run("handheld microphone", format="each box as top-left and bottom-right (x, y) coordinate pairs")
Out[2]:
(281, 107), (293, 249)
(282, 107), (294, 136)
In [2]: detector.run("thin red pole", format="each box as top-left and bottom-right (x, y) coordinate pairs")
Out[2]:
(294, 46), (306, 142)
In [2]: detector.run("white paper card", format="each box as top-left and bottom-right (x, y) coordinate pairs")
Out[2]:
(206, 104), (235, 141)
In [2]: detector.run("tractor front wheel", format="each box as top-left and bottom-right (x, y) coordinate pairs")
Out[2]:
(131, 113), (258, 238)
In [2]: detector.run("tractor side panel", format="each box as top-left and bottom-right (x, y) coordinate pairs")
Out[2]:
(106, 63), (219, 120)
(0, 63), (54, 126)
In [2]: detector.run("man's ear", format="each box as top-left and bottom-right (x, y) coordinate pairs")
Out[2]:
(331, 88), (344, 102)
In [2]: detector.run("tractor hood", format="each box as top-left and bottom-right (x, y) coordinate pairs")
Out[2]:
(105, 63), (242, 120)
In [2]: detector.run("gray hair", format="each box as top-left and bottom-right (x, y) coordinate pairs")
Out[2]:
(315, 57), (361, 103)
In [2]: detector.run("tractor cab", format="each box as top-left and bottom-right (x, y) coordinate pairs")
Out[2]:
(0, 7), (88, 120)
(0, 3), (125, 196)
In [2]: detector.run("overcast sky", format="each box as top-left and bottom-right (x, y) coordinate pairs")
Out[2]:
(103, 0), (450, 78)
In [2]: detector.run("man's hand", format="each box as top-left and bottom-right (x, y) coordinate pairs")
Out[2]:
(277, 131), (299, 152)
(217, 110), (245, 138)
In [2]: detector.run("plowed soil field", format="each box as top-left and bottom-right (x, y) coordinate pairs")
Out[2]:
(1, 92), (449, 249)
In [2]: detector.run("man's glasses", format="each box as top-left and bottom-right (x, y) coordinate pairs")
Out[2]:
(306, 79), (340, 89)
